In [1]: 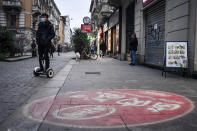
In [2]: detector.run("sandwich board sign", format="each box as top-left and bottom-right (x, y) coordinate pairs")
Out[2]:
(166, 42), (188, 68)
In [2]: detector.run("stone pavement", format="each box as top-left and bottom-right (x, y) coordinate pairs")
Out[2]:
(5, 55), (32, 62)
(0, 57), (197, 131)
(0, 52), (73, 126)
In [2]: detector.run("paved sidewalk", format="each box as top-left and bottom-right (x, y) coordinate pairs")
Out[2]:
(0, 57), (197, 131)
(0, 52), (74, 128)
(5, 55), (32, 62)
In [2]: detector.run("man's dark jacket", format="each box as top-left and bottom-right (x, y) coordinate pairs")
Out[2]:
(36, 21), (55, 46)
(129, 38), (138, 51)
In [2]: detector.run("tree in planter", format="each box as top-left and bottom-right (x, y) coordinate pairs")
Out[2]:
(0, 26), (14, 59)
(72, 28), (90, 58)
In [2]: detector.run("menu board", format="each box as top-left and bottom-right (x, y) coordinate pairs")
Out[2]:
(166, 42), (188, 68)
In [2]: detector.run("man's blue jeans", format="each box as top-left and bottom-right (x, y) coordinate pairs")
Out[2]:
(130, 50), (136, 64)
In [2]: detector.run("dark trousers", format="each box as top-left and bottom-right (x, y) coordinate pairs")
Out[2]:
(50, 52), (53, 58)
(130, 50), (136, 64)
(38, 45), (50, 71)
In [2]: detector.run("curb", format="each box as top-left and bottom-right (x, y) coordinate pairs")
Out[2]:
(3, 56), (35, 62)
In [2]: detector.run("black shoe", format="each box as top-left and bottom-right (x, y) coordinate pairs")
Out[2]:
(129, 63), (132, 65)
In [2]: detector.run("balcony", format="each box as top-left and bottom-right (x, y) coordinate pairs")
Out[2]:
(100, 4), (114, 17)
(2, 0), (22, 12)
(90, 0), (117, 26)
(108, 0), (122, 7)
(32, 5), (42, 16)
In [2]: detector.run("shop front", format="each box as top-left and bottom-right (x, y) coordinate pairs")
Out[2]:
(98, 27), (103, 54)
(103, 22), (108, 55)
(144, 0), (166, 66)
(107, 29), (112, 53)
(126, 2), (135, 60)
(108, 9), (120, 55)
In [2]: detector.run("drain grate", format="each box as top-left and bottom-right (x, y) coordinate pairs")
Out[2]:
(85, 72), (101, 75)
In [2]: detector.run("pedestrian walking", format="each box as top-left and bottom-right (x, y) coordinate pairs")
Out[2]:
(36, 13), (55, 72)
(49, 42), (56, 58)
(129, 33), (138, 66)
(31, 40), (37, 57)
(57, 44), (61, 56)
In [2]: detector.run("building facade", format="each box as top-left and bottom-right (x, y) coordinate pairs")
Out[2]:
(90, 0), (197, 76)
(59, 16), (65, 45)
(49, 0), (61, 45)
(59, 15), (71, 45)
(0, 0), (60, 52)
(64, 15), (71, 45)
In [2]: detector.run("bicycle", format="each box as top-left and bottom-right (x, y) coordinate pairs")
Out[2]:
(82, 47), (98, 60)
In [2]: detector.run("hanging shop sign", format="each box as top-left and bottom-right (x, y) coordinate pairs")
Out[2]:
(143, 0), (153, 7)
(83, 16), (91, 25)
(81, 24), (92, 33)
(166, 42), (188, 68)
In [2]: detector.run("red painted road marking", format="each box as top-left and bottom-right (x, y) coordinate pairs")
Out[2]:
(24, 89), (194, 128)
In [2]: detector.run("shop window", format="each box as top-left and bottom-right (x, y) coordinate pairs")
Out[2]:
(108, 30), (111, 52)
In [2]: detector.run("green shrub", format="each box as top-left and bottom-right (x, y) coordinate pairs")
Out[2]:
(0, 26), (14, 59)
(72, 28), (90, 58)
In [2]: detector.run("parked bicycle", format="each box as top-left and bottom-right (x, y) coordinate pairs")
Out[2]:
(82, 47), (98, 60)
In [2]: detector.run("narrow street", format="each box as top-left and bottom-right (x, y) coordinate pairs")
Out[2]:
(0, 55), (197, 131)
(1, 0), (197, 130)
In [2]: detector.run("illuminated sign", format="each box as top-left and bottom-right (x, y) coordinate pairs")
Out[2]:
(81, 24), (92, 33)
(143, 0), (153, 7)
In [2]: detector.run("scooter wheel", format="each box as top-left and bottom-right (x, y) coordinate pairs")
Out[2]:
(47, 69), (54, 78)
(33, 71), (40, 77)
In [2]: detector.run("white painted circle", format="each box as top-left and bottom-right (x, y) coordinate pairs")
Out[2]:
(52, 105), (116, 120)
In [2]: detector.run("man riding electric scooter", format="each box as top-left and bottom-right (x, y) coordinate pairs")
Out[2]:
(34, 13), (55, 78)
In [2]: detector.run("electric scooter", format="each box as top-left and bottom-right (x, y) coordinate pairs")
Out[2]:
(33, 57), (54, 78)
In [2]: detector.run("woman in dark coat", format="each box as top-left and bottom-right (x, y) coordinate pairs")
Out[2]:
(129, 33), (138, 65)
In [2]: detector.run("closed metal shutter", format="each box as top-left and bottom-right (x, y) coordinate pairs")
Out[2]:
(145, 0), (166, 66)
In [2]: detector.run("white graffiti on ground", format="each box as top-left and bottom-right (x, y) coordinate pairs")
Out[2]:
(92, 92), (126, 102)
(24, 89), (194, 128)
(52, 105), (116, 120)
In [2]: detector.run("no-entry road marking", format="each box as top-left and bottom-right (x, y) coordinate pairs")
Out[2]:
(24, 89), (194, 128)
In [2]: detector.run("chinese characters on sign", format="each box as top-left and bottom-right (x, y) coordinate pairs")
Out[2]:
(166, 42), (188, 68)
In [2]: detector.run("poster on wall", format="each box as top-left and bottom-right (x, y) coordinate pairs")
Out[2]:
(166, 42), (188, 68)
